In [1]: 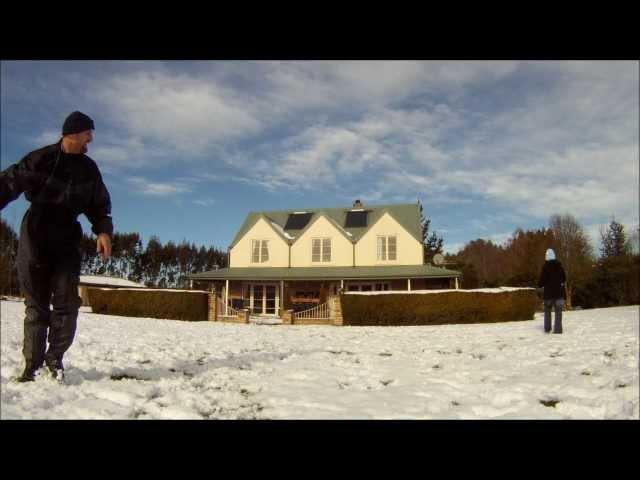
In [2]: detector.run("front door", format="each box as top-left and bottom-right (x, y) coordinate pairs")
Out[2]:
(250, 283), (279, 315)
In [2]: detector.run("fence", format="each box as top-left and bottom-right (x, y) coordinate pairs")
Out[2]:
(293, 301), (331, 321)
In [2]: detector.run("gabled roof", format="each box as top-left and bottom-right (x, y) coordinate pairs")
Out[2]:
(229, 213), (294, 248)
(289, 210), (354, 245)
(229, 203), (423, 249)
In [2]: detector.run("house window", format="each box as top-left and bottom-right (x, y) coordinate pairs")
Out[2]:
(322, 238), (331, 262)
(251, 240), (269, 263)
(388, 236), (397, 260)
(377, 236), (386, 260)
(347, 282), (390, 291)
(312, 238), (331, 263)
(377, 236), (397, 261)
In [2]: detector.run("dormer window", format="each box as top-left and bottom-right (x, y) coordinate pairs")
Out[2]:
(345, 210), (368, 228)
(284, 212), (313, 230)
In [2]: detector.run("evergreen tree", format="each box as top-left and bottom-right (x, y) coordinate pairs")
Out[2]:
(600, 218), (628, 258)
(418, 201), (444, 264)
(0, 218), (19, 295)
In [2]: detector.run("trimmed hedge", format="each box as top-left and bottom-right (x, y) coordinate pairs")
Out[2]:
(88, 288), (209, 322)
(340, 289), (538, 326)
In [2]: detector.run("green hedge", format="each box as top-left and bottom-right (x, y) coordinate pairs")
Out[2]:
(88, 288), (209, 322)
(340, 289), (538, 326)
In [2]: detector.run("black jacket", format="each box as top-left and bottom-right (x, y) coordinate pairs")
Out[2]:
(0, 141), (113, 244)
(538, 259), (567, 300)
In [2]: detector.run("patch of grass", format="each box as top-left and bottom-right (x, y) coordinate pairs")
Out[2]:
(539, 399), (560, 408)
(111, 374), (148, 381)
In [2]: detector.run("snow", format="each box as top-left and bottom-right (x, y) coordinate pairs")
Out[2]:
(80, 275), (147, 288)
(1, 298), (638, 419)
(270, 221), (295, 240)
(346, 287), (535, 295)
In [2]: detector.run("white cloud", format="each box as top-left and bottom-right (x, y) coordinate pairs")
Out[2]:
(127, 177), (192, 197)
(95, 71), (262, 155)
(193, 198), (216, 207)
(35, 129), (60, 145)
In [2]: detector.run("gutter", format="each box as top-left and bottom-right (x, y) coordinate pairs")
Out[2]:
(187, 273), (461, 281)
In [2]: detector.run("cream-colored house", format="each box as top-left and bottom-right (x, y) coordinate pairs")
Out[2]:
(188, 201), (460, 319)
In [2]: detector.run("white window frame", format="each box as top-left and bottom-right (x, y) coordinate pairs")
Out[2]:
(312, 237), (332, 263)
(377, 235), (397, 261)
(251, 239), (269, 263)
(346, 281), (390, 292)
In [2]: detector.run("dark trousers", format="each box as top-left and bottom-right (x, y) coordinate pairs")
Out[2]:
(543, 298), (564, 334)
(17, 232), (82, 370)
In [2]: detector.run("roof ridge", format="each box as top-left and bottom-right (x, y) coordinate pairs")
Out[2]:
(251, 202), (418, 215)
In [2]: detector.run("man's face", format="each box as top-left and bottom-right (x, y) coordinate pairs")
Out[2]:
(66, 130), (93, 153)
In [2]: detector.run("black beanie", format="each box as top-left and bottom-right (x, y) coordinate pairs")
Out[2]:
(62, 111), (95, 135)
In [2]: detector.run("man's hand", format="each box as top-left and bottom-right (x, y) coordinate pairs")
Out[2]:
(97, 233), (112, 261)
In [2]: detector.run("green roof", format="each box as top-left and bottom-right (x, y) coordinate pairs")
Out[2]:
(188, 265), (461, 281)
(229, 203), (424, 248)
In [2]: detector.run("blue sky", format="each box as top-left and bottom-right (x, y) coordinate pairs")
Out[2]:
(1, 61), (638, 254)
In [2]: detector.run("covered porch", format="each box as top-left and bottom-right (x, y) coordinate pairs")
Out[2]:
(188, 265), (462, 322)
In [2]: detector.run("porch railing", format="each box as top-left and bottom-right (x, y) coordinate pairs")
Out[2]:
(217, 298), (239, 318)
(293, 301), (331, 321)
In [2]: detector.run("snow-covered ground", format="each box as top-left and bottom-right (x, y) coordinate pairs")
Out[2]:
(79, 275), (147, 288)
(1, 299), (638, 419)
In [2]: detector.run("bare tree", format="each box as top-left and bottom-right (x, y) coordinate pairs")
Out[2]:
(549, 213), (595, 309)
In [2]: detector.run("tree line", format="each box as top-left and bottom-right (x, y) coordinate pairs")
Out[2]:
(447, 214), (639, 309)
(0, 218), (227, 294)
(2, 212), (638, 309)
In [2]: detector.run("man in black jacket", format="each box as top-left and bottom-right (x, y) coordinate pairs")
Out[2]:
(0, 111), (113, 382)
(537, 248), (567, 334)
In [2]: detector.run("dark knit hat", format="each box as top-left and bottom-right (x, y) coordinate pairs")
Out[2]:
(62, 111), (95, 135)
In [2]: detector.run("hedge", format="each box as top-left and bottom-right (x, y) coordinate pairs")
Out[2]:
(88, 288), (209, 322)
(340, 289), (538, 326)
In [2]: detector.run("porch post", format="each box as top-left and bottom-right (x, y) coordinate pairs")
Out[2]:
(225, 279), (229, 316)
(340, 279), (344, 291)
(407, 278), (411, 291)
(455, 277), (459, 290)
(280, 280), (284, 316)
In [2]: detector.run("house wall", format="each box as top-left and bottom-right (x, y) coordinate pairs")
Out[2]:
(230, 217), (289, 268)
(290, 216), (353, 267)
(355, 212), (423, 266)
